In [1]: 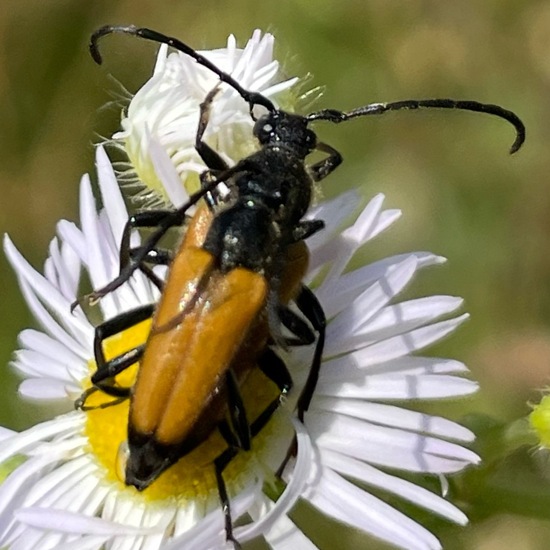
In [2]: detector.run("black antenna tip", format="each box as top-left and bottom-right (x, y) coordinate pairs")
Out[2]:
(89, 25), (139, 65)
(508, 118), (526, 155)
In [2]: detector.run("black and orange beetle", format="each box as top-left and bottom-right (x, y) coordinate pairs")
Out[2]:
(76, 25), (526, 546)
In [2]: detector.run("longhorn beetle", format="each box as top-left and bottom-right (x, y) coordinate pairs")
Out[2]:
(78, 25), (526, 547)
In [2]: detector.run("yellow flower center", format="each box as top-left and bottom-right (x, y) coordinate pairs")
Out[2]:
(83, 317), (288, 503)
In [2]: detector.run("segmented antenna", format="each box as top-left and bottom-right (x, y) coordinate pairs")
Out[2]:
(308, 99), (525, 154)
(90, 25), (276, 113)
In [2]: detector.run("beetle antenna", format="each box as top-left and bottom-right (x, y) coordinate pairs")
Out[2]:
(307, 98), (525, 154)
(90, 25), (276, 114)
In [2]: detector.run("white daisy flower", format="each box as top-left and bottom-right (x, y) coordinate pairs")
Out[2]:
(111, 29), (305, 205)
(2, 145), (478, 550)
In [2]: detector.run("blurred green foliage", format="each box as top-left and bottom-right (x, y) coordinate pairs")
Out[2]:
(1, 1), (550, 548)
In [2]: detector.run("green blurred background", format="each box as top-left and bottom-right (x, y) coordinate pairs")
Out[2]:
(1, 1), (549, 548)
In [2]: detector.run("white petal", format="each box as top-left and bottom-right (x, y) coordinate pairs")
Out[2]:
(364, 355), (469, 376)
(4, 236), (91, 357)
(56, 220), (86, 262)
(249, 495), (319, 549)
(0, 427), (14, 441)
(95, 146), (129, 248)
(55, 535), (109, 550)
(17, 329), (87, 371)
(13, 347), (80, 380)
(314, 252), (445, 318)
(45, 238), (80, 301)
(309, 397), (475, 442)
(324, 256), (418, 351)
(19, 379), (75, 400)
(335, 314), (470, 368)
(321, 449), (467, 524)
(306, 190), (361, 254)
(148, 136), (189, 207)
(307, 411), (480, 474)
(15, 508), (160, 536)
(163, 485), (260, 550)
(237, 418), (312, 543)
(0, 414), (82, 465)
(315, 194), (390, 293)
(305, 468), (441, 550)
(328, 295), (464, 356)
(317, 372), (478, 400)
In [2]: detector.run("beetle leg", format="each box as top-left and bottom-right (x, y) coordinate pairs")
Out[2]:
(196, 87), (231, 172)
(292, 219), (325, 242)
(257, 348), (293, 396)
(213, 351), (295, 546)
(214, 451), (242, 549)
(275, 286), (326, 478)
(214, 354), (293, 548)
(71, 211), (185, 310)
(195, 87), (234, 210)
(76, 305), (154, 409)
(119, 209), (178, 271)
(226, 369), (251, 451)
(294, 285), (326, 419)
(278, 305), (315, 346)
(75, 389), (128, 411)
(119, 210), (185, 291)
(308, 141), (343, 182)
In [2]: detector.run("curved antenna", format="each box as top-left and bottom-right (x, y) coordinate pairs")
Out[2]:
(308, 99), (526, 154)
(90, 25), (276, 114)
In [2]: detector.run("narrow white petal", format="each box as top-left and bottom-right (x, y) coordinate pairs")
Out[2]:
(261, 76), (299, 98)
(45, 238), (79, 301)
(371, 208), (402, 239)
(17, 329), (87, 370)
(321, 449), (468, 525)
(13, 347), (81, 380)
(324, 256), (418, 352)
(364, 356), (469, 376)
(309, 397), (475, 442)
(163, 487), (259, 550)
(0, 427), (14, 440)
(24, 458), (96, 509)
(18, 278), (89, 358)
(0, 414), (82, 465)
(19, 379), (75, 400)
(95, 146), (129, 248)
(148, 136), (189, 207)
(249, 494), (319, 549)
(305, 468), (441, 550)
(15, 508), (160, 536)
(306, 190), (361, 254)
(314, 252), (445, 318)
(56, 220), (86, 262)
(4, 236), (91, 357)
(0, 455), (58, 539)
(308, 411), (480, 474)
(59, 239), (81, 298)
(328, 296), (464, 356)
(55, 535), (109, 550)
(238, 418), (312, 543)
(315, 195), (388, 294)
(317, 371), (478, 400)
(77, 175), (118, 318)
(345, 314), (470, 367)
